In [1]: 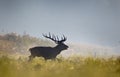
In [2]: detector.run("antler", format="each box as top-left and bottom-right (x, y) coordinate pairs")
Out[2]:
(58, 35), (67, 43)
(42, 33), (67, 44)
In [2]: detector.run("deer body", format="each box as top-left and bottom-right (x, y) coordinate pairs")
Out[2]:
(29, 33), (68, 61)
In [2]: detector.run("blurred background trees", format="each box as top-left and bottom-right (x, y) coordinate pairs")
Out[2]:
(0, 33), (54, 55)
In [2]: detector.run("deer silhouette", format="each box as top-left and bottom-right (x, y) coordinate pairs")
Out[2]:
(28, 33), (68, 61)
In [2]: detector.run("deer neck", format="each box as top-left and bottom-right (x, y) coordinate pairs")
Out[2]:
(54, 45), (63, 53)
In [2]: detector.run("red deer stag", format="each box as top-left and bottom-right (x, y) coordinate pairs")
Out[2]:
(29, 33), (68, 61)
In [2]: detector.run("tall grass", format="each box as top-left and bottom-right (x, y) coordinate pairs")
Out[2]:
(0, 56), (120, 77)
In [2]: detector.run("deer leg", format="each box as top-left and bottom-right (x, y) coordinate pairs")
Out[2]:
(28, 55), (34, 61)
(55, 58), (62, 62)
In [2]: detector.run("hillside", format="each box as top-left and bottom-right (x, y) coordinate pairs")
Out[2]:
(0, 33), (119, 58)
(0, 33), (54, 56)
(62, 43), (118, 58)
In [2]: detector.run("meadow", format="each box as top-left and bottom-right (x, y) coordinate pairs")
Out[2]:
(0, 55), (120, 77)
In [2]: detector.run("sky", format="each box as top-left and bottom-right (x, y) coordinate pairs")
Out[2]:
(0, 0), (120, 47)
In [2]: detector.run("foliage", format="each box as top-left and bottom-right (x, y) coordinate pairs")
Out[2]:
(0, 56), (120, 77)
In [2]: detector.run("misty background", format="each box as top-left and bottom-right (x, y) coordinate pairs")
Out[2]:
(0, 0), (120, 57)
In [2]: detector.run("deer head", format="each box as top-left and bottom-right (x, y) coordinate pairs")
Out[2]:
(43, 32), (69, 50)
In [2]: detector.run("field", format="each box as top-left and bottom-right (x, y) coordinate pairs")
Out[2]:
(0, 55), (120, 77)
(0, 33), (120, 77)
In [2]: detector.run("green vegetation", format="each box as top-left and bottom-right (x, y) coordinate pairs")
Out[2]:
(0, 56), (120, 77)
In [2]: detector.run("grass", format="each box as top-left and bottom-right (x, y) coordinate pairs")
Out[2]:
(0, 55), (120, 77)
